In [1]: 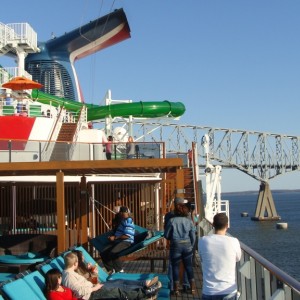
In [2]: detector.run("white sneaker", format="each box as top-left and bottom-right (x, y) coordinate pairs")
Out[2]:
(119, 269), (124, 273)
(108, 269), (115, 275)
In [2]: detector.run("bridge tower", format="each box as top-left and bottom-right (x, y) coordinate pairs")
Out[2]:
(251, 182), (281, 221)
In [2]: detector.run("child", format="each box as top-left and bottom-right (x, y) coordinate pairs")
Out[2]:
(45, 268), (78, 300)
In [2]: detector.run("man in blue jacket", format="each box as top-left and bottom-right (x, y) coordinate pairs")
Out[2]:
(100, 206), (135, 273)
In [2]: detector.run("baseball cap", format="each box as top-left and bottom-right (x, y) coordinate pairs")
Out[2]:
(119, 206), (130, 213)
(174, 197), (188, 204)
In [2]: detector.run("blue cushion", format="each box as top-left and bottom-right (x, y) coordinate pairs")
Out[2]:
(0, 254), (46, 264)
(0, 273), (15, 283)
(22, 271), (46, 299)
(1, 278), (45, 300)
(18, 252), (40, 259)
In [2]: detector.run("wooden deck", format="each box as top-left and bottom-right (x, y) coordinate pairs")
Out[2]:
(119, 251), (203, 300)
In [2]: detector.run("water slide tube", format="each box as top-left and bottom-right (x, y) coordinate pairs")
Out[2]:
(31, 90), (186, 121)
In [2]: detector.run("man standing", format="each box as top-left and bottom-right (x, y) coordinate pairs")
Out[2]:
(198, 213), (241, 300)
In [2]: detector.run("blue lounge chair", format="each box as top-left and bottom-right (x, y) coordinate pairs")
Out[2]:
(0, 274), (46, 300)
(91, 225), (164, 258)
(38, 245), (170, 300)
(22, 270), (46, 299)
(0, 252), (47, 265)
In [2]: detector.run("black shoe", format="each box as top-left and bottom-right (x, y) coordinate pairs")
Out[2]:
(182, 285), (191, 293)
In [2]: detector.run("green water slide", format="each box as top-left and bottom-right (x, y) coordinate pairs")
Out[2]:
(31, 90), (186, 121)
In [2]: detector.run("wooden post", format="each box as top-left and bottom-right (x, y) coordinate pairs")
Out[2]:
(56, 171), (66, 253)
(80, 176), (88, 246)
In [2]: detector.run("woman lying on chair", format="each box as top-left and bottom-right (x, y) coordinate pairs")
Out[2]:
(62, 252), (160, 299)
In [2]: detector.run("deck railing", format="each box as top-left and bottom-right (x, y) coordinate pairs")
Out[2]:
(199, 218), (300, 299)
(0, 139), (164, 163)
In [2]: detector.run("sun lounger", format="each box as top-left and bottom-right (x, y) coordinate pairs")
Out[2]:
(38, 245), (170, 299)
(21, 270), (46, 299)
(0, 272), (46, 300)
(91, 225), (164, 258)
(0, 252), (47, 265)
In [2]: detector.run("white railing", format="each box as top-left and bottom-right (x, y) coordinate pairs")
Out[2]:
(5, 23), (37, 49)
(0, 67), (32, 86)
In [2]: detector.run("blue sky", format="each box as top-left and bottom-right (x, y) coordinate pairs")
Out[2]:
(2, 0), (300, 192)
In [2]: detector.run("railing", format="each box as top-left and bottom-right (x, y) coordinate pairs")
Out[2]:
(3, 23), (38, 50)
(199, 218), (300, 299)
(41, 107), (68, 162)
(0, 139), (164, 163)
(0, 67), (32, 84)
(68, 106), (87, 159)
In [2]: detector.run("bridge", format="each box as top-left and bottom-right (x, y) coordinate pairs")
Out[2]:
(97, 116), (300, 220)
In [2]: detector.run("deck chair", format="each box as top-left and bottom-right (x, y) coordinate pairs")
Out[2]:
(38, 246), (170, 300)
(0, 275), (46, 300)
(91, 225), (164, 258)
(21, 270), (46, 299)
(39, 255), (65, 274)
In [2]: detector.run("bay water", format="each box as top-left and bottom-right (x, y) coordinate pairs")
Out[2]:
(225, 190), (300, 281)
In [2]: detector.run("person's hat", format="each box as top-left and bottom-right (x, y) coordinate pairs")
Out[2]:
(174, 197), (188, 204)
(119, 206), (129, 213)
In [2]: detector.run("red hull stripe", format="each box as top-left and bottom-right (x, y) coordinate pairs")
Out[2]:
(0, 116), (35, 150)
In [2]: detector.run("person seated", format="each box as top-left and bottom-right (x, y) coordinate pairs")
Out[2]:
(62, 252), (158, 299)
(72, 249), (161, 295)
(100, 206), (135, 274)
(45, 268), (78, 300)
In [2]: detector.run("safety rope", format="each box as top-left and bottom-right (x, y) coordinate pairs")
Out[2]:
(89, 196), (115, 230)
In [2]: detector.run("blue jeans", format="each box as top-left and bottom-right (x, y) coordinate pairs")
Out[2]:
(103, 279), (145, 289)
(168, 260), (189, 289)
(169, 240), (194, 283)
(202, 293), (238, 300)
(100, 241), (131, 272)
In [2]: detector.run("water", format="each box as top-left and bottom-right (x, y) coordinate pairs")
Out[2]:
(225, 190), (300, 281)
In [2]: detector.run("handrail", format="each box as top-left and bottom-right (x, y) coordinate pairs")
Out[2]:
(41, 106), (64, 161)
(0, 138), (164, 163)
(69, 105), (87, 159)
(241, 241), (300, 295)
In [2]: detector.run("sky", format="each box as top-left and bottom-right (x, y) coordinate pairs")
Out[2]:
(1, 0), (300, 192)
